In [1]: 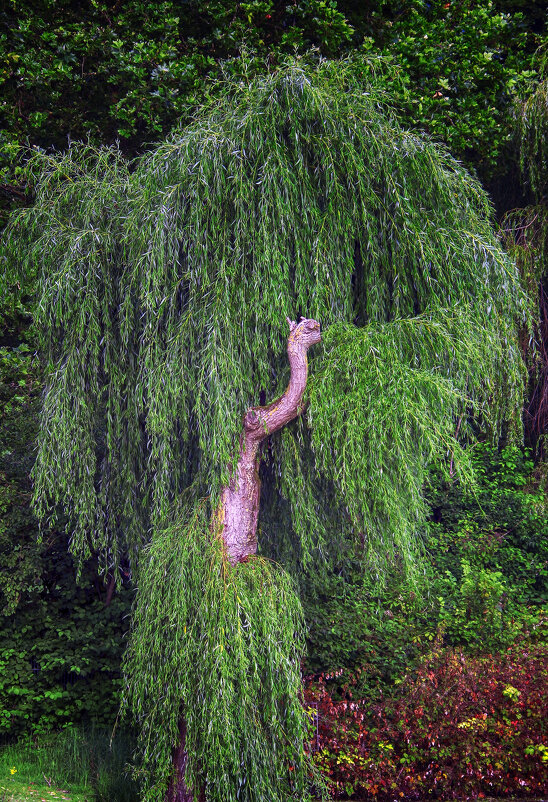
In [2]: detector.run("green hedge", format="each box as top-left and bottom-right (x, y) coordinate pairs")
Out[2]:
(0, 538), (131, 737)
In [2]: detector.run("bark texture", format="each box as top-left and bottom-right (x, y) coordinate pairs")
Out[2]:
(166, 722), (203, 802)
(168, 317), (320, 801)
(219, 316), (321, 563)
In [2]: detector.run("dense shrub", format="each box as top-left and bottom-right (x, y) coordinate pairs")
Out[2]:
(0, 536), (131, 737)
(305, 640), (548, 799)
(301, 560), (431, 701)
(300, 443), (548, 702)
(428, 444), (548, 600)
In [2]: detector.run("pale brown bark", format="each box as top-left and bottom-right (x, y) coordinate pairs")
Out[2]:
(167, 317), (320, 801)
(218, 316), (321, 563)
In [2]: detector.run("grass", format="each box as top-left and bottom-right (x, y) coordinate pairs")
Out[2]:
(0, 726), (138, 802)
(0, 777), (87, 801)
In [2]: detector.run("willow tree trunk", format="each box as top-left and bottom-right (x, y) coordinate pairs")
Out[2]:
(166, 317), (321, 802)
(166, 722), (199, 802)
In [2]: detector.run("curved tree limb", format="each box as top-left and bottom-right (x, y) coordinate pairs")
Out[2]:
(218, 317), (321, 564)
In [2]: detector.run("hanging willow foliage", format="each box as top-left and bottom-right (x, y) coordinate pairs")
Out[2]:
(2, 55), (529, 801)
(3, 145), (141, 575)
(123, 500), (315, 802)
(3, 56), (528, 573)
(307, 308), (524, 574)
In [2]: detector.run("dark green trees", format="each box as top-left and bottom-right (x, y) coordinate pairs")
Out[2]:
(505, 49), (548, 448)
(4, 59), (528, 801)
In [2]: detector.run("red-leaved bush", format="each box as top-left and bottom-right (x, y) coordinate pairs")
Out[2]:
(304, 641), (548, 799)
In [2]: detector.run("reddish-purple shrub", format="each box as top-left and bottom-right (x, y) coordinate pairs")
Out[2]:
(304, 640), (548, 799)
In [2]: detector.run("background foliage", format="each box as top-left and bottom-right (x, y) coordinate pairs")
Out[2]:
(504, 47), (548, 451)
(301, 444), (548, 701)
(0, 534), (129, 738)
(306, 640), (548, 799)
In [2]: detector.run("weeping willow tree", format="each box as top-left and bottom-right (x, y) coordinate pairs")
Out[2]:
(3, 57), (528, 801)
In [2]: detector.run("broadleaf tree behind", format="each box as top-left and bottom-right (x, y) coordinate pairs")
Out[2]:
(3, 56), (528, 801)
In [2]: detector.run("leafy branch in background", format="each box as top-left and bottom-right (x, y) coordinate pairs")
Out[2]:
(363, 0), (539, 178)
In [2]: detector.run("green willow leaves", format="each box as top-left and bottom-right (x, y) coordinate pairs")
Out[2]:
(3, 56), (529, 801)
(123, 502), (314, 802)
(3, 57), (527, 574)
(308, 309), (524, 575)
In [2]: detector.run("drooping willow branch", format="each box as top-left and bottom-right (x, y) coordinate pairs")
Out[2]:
(218, 317), (321, 564)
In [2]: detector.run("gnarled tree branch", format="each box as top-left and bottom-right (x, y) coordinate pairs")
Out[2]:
(218, 316), (321, 563)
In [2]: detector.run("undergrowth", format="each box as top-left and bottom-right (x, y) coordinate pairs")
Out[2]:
(0, 724), (137, 801)
(306, 639), (548, 799)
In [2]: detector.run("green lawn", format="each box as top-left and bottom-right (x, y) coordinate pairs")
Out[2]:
(0, 778), (88, 801)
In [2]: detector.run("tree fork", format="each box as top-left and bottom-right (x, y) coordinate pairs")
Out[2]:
(168, 317), (321, 801)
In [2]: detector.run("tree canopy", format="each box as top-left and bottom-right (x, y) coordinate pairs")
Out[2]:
(3, 57), (530, 800)
(5, 57), (528, 572)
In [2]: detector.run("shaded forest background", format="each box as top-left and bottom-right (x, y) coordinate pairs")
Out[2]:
(1, 1), (548, 799)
